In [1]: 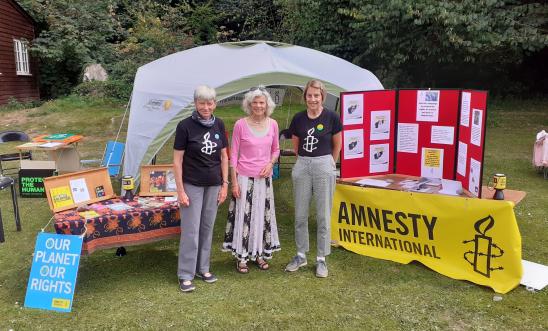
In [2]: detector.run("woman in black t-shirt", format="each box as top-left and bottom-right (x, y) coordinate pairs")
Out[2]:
(285, 80), (342, 278)
(173, 85), (229, 292)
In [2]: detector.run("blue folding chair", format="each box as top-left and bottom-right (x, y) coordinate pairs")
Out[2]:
(81, 141), (125, 177)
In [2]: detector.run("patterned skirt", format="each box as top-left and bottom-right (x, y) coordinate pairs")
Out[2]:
(222, 175), (281, 262)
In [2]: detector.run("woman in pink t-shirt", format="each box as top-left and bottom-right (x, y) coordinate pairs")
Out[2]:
(222, 87), (281, 273)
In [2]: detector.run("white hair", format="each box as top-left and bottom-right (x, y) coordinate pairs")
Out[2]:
(194, 85), (216, 101)
(242, 87), (276, 116)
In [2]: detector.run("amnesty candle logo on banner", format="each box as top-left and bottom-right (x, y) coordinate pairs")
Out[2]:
(331, 184), (522, 293)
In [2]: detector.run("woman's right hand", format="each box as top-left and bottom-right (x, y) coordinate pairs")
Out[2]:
(178, 190), (190, 206)
(231, 184), (240, 199)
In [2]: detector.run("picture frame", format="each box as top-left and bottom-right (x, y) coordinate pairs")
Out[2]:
(139, 164), (177, 196)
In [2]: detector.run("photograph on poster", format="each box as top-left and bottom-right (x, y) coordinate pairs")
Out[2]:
(370, 110), (391, 140)
(369, 143), (389, 173)
(471, 108), (483, 146)
(431, 126), (455, 145)
(460, 92), (471, 127)
(397, 123), (419, 153)
(343, 129), (364, 160)
(342, 94), (364, 125)
(421, 147), (444, 178)
(416, 90), (440, 122)
(469, 158), (481, 196)
(457, 141), (468, 176)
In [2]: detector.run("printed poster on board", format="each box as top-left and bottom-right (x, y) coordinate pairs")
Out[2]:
(343, 129), (364, 160)
(416, 90), (440, 122)
(342, 94), (364, 125)
(370, 110), (391, 141)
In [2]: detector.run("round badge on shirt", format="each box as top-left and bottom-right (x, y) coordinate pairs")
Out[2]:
(317, 124), (324, 131)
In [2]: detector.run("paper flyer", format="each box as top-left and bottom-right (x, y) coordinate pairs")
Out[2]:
(431, 126), (454, 145)
(370, 110), (390, 141)
(69, 178), (90, 204)
(342, 94), (364, 125)
(421, 148), (444, 178)
(457, 141), (468, 176)
(343, 129), (364, 160)
(416, 90), (440, 122)
(397, 123), (418, 153)
(460, 92), (471, 127)
(468, 158), (481, 196)
(369, 143), (389, 173)
(50, 186), (74, 209)
(471, 108), (483, 146)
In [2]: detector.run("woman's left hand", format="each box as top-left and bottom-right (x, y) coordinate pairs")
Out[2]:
(218, 184), (228, 205)
(259, 162), (273, 178)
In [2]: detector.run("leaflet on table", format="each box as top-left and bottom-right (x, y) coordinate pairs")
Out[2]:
(416, 90), (440, 122)
(421, 148), (444, 179)
(136, 198), (165, 208)
(370, 110), (390, 140)
(39, 142), (64, 148)
(342, 94), (364, 125)
(438, 179), (463, 196)
(69, 178), (90, 204)
(42, 133), (75, 140)
(107, 202), (133, 211)
(50, 186), (74, 209)
(355, 178), (391, 188)
(88, 203), (109, 212)
(78, 210), (100, 219)
(471, 108), (483, 146)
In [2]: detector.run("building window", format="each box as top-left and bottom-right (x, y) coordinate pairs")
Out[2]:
(13, 39), (31, 75)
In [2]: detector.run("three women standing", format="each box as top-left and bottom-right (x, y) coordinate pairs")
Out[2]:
(222, 87), (281, 273)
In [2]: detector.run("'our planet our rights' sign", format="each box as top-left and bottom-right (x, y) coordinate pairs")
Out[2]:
(24, 232), (83, 312)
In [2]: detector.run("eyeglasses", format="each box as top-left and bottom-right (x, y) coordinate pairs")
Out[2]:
(249, 86), (266, 92)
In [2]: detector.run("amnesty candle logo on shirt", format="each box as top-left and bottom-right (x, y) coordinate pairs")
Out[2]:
(331, 184), (522, 294)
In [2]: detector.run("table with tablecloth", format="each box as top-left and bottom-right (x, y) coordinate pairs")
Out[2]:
(53, 196), (180, 254)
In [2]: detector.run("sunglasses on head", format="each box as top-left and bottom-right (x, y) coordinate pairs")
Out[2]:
(249, 86), (266, 92)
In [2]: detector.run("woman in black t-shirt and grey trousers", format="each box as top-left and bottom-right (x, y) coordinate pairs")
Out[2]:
(285, 80), (342, 278)
(173, 85), (229, 292)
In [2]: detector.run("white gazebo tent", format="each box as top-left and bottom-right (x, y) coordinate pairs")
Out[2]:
(123, 40), (383, 181)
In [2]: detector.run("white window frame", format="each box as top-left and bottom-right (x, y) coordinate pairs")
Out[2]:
(13, 39), (31, 76)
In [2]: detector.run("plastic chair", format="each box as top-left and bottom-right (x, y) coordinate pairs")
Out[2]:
(0, 131), (32, 176)
(81, 141), (125, 177)
(277, 129), (296, 170)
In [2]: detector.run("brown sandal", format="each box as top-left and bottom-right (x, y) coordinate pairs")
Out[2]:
(256, 258), (269, 270)
(236, 261), (249, 274)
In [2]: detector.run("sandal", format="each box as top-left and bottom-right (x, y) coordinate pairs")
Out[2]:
(236, 261), (249, 274)
(256, 258), (270, 270)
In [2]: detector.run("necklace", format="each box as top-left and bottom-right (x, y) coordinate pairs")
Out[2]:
(249, 116), (266, 125)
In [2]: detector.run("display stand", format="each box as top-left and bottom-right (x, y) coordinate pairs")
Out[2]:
(139, 164), (177, 197)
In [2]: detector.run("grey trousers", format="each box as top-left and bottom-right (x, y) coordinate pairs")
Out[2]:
(177, 182), (221, 281)
(291, 155), (336, 257)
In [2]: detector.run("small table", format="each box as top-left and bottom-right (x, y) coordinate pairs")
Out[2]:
(53, 196), (181, 254)
(0, 176), (22, 242)
(16, 136), (82, 174)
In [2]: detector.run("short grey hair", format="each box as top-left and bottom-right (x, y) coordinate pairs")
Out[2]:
(194, 85), (216, 101)
(242, 87), (276, 117)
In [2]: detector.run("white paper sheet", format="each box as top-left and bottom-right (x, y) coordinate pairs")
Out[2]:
(416, 90), (440, 122)
(438, 179), (463, 196)
(355, 178), (391, 188)
(343, 129), (364, 160)
(457, 141), (468, 176)
(421, 148), (444, 179)
(69, 178), (90, 204)
(342, 94), (364, 125)
(460, 92), (471, 127)
(431, 125), (455, 145)
(370, 110), (390, 141)
(40, 142), (64, 148)
(164, 196), (178, 202)
(397, 123), (418, 153)
(521, 260), (548, 290)
(471, 108), (483, 146)
(468, 158), (481, 196)
(369, 143), (389, 173)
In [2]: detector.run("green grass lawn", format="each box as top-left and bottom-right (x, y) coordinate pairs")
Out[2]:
(0, 95), (546, 330)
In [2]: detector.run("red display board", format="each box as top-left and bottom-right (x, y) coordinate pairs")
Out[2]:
(455, 90), (488, 197)
(340, 90), (396, 178)
(395, 89), (460, 179)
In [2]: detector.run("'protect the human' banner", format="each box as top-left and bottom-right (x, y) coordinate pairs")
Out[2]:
(331, 184), (522, 293)
(24, 233), (83, 312)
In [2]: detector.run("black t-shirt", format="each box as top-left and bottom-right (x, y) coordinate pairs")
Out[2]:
(173, 117), (228, 186)
(289, 110), (342, 157)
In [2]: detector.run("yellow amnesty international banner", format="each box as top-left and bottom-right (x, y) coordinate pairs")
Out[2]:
(331, 184), (522, 294)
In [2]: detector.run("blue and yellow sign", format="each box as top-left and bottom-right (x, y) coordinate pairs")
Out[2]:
(24, 233), (83, 312)
(331, 184), (522, 293)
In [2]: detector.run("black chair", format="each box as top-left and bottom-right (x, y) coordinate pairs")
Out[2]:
(0, 131), (32, 176)
(0, 176), (22, 242)
(278, 129), (296, 169)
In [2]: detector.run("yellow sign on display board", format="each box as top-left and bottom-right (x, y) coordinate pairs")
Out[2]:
(331, 184), (522, 293)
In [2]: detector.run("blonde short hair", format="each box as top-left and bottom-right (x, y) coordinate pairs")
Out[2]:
(303, 79), (326, 102)
(242, 87), (276, 117)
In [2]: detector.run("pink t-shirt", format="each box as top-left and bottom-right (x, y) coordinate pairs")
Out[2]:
(230, 118), (280, 177)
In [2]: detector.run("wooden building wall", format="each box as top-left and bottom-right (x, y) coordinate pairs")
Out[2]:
(0, 0), (39, 105)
